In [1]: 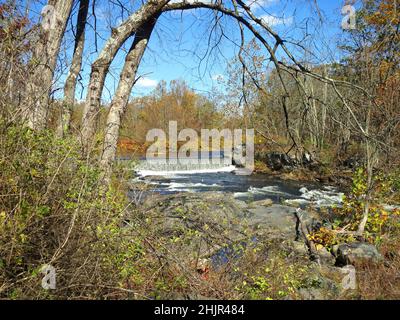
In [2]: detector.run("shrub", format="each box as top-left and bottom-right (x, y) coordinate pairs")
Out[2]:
(0, 122), (145, 299)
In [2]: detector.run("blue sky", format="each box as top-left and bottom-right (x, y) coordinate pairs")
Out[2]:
(24, 0), (358, 101)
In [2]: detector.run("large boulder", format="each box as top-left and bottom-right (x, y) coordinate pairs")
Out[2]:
(333, 242), (383, 266)
(296, 264), (342, 300)
(316, 247), (336, 265)
(246, 204), (298, 239)
(140, 192), (249, 261)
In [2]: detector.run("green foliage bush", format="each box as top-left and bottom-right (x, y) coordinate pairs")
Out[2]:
(0, 122), (145, 299)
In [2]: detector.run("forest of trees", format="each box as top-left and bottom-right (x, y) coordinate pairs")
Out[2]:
(0, 0), (399, 300)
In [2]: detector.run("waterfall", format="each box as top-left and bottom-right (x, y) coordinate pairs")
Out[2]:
(135, 151), (236, 176)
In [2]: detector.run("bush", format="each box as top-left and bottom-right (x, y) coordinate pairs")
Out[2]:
(0, 122), (145, 299)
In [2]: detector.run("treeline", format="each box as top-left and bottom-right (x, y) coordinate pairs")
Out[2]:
(121, 80), (222, 145)
(0, 0), (399, 299)
(222, 0), (399, 173)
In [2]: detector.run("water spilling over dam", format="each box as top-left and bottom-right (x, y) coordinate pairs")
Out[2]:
(135, 151), (236, 176)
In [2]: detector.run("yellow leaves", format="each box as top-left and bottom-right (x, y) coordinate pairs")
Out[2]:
(19, 233), (27, 244)
(380, 209), (389, 222)
(0, 211), (7, 231)
(368, 208), (391, 233)
(378, 61), (394, 76)
(30, 168), (39, 178)
(0, 211), (6, 231)
(308, 227), (338, 248)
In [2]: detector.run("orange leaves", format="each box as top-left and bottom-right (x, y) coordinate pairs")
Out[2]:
(117, 138), (146, 155)
(365, 0), (400, 27)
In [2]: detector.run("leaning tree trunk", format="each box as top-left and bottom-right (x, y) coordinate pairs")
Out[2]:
(25, 0), (74, 130)
(80, 0), (169, 152)
(100, 17), (158, 182)
(57, 0), (89, 137)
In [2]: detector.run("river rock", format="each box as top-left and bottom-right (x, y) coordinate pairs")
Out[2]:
(249, 199), (273, 207)
(316, 247), (336, 265)
(292, 241), (309, 255)
(247, 204), (298, 239)
(297, 274), (340, 300)
(140, 192), (249, 262)
(333, 242), (383, 266)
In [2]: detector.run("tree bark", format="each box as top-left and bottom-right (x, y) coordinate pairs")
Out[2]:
(357, 104), (375, 236)
(80, 0), (169, 151)
(57, 0), (89, 137)
(100, 17), (158, 182)
(25, 0), (74, 130)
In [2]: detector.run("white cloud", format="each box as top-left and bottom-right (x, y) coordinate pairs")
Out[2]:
(259, 14), (293, 26)
(135, 77), (158, 89)
(245, 0), (277, 10)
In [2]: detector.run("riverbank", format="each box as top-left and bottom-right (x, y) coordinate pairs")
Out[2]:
(253, 159), (354, 191)
(132, 191), (387, 299)
(127, 163), (400, 299)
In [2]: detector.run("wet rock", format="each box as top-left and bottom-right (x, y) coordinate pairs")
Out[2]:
(333, 242), (383, 266)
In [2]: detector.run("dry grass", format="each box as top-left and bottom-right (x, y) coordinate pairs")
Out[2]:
(356, 237), (400, 300)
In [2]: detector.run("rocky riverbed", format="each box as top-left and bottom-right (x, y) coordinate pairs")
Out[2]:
(133, 191), (381, 299)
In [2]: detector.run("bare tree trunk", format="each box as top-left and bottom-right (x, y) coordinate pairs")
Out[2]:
(25, 0), (74, 130)
(80, 0), (169, 151)
(357, 104), (374, 236)
(57, 0), (89, 137)
(100, 17), (158, 182)
(320, 66), (328, 148)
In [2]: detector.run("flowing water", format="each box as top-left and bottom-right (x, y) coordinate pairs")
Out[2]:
(133, 157), (344, 207)
(132, 158), (345, 268)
